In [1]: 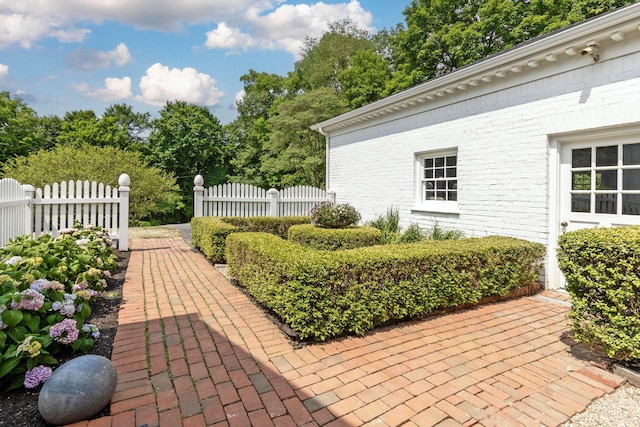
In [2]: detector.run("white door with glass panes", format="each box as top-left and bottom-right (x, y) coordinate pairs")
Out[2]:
(557, 135), (640, 286)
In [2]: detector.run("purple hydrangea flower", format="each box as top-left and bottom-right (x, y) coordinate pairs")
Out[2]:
(24, 365), (52, 389)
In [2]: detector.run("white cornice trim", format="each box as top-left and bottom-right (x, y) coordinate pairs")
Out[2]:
(311, 3), (640, 133)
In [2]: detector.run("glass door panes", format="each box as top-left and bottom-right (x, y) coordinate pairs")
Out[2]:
(570, 143), (640, 215)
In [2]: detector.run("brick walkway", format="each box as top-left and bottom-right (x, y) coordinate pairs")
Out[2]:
(69, 237), (625, 427)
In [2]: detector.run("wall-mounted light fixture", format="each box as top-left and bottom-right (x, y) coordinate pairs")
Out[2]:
(579, 41), (600, 62)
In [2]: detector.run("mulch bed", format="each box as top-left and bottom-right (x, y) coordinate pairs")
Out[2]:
(0, 250), (129, 427)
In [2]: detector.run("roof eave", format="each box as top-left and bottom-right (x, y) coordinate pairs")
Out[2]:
(311, 3), (640, 132)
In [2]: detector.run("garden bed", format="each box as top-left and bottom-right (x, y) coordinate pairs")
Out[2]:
(0, 250), (128, 427)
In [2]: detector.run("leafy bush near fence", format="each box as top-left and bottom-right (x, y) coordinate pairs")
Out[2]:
(226, 233), (545, 341)
(191, 216), (310, 264)
(0, 224), (117, 390)
(557, 226), (640, 360)
(288, 224), (381, 250)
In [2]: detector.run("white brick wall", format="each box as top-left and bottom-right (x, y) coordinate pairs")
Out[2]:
(328, 49), (640, 286)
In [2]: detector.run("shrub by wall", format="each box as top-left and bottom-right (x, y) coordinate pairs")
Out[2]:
(557, 226), (640, 360)
(226, 233), (545, 341)
(190, 216), (310, 263)
(288, 224), (381, 250)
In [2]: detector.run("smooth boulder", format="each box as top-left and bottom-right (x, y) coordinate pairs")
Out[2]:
(38, 355), (118, 425)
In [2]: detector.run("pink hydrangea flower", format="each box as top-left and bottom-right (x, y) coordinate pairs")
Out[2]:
(10, 288), (45, 311)
(49, 318), (79, 344)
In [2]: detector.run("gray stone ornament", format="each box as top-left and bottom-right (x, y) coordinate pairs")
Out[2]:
(38, 355), (118, 425)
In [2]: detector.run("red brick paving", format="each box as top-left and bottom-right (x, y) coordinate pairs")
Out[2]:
(79, 237), (625, 426)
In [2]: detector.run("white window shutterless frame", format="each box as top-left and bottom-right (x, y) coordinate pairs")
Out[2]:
(415, 151), (459, 214)
(550, 127), (640, 289)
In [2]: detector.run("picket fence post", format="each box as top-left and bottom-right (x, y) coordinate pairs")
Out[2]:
(22, 184), (35, 238)
(193, 175), (205, 218)
(268, 188), (279, 217)
(117, 174), (130, 251)
(328, 190), (336, 204)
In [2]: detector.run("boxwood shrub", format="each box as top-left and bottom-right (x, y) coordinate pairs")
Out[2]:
(288, 224), (381, 250)
(191, 216), (310, 263)
(226, 233), (545, 341)
(557, 226), (640, 360)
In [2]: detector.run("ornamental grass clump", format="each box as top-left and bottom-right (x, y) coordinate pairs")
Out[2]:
(0, 222), (117, 390)
(310, 202), (361, 228)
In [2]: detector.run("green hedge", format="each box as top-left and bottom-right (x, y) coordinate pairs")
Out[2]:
(226, 233), (545, 341)
(191, 216), (310, 263)
(221, 216), (310, 239)
(557, 226), (640, 360)
(288, 224), (381, 250)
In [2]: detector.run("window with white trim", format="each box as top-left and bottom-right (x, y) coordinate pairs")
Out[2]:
(419, 151), (458, 203)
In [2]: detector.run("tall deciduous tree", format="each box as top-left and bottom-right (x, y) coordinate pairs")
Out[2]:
(0, 92), (47, 168)
(226, 70), (287, 187)
(292, 18), (376, 92)
(261, 87), (348, 188)
(146, 101), (227, 217)
(101, 103), (150, 150)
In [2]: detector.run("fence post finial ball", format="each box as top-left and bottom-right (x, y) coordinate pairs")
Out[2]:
(118, 173), (130, 186)
(194, 175), (204, 186)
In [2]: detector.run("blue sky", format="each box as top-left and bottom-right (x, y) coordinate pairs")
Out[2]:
(0, 1), (410, 124)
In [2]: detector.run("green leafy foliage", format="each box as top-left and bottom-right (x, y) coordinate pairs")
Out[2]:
(261, 88), (349, 188)
(146, 101), (229, 221)
(226, 233), (545, 341)
(557, 226), (640, 360)
(0, 92), (51, 167)
(0, 223), (117, 390)
(2, 144), (181, 224)
(367, 207), (465, 244)
(288, 224), (381, 250)
(191, 216), (310, 264)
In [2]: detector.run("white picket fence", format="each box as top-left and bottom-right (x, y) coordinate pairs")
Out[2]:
(0, 174), (130, 250)
(193, 175), (335, 218)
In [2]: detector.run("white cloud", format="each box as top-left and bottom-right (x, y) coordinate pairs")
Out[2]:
(0, 6), (90, 49)
(67, 43), (132, 70)
(205, 0), (374, 58)
(137, 63), (224, 107)
(205, 23), (254, 51)
(0, 1), (374, 60)
(85, 76), (133, 101)
(0, 63), (8, 79)
(0, 0), (284, 48)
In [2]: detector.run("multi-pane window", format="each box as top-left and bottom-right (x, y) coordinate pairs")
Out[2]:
(422, 154), (457, 202)
(571, 143), (640, 215)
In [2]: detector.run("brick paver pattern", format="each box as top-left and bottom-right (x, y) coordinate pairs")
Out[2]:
(67, 237), (625, 427)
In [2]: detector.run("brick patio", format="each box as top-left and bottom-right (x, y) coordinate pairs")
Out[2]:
(68, 237), (625, 427)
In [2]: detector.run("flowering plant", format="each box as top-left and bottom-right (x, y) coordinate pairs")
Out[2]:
(310, 202), (361, 228)
(0, 222), (116, 390)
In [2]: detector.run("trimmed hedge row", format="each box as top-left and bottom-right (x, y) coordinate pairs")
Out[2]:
(288, 224), (381, 250)
(191, 216), (310, 263)
(557, 226), (640, 360)
(226, 233), (545, 341)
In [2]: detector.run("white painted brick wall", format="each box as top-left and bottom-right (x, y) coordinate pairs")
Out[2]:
(329, 50), (640, 284)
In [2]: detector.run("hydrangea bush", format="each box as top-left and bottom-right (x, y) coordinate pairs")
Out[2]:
(310, 202), (361, 228)
(0, 223), (117, 390)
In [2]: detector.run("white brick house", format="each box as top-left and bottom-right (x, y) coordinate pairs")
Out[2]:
(312, 4), (640, 290)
